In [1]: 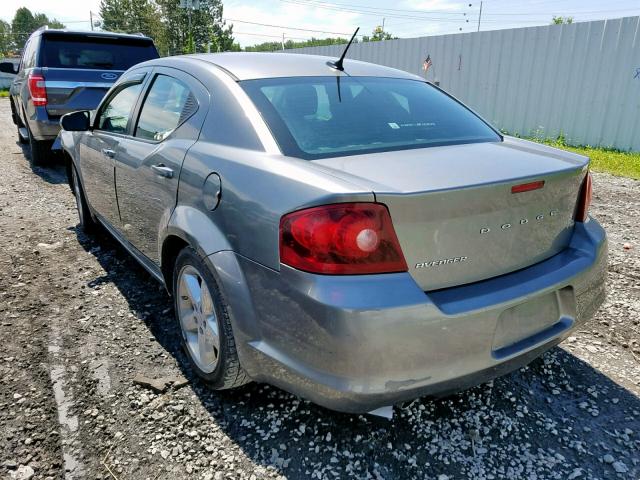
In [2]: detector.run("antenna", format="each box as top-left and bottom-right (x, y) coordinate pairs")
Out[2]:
(329, 27), (359, 71)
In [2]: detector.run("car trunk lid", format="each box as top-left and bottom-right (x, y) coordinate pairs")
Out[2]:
(312, 137), (589, 290)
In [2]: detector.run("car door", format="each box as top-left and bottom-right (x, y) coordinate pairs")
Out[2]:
(115, 67), (208, 264)
(78, 71), (149, 229)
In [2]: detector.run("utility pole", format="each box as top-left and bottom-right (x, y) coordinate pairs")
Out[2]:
(89, 11), (94, 31)
(282, 33), (285, 50)
(179, 0), (199, 54)
(477, 1), (483, 32)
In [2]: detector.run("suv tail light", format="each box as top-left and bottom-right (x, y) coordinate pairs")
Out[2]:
(28, 73), (47, 106)
(574, 171), (593, 222)
(280, 203), (408, 275)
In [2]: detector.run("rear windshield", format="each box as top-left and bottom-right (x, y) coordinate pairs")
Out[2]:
(41, 35), (158, 70)
(242, 76), (501, 159)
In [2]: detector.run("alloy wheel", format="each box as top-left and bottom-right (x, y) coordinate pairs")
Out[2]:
(177, 265), (220, 373)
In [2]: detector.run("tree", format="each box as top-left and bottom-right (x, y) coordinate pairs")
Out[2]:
(11, 7), (35, 50)
(361, 25), (396, 42)
(34, 13), (65, 30)
(100, 0), (165, 49)
(156, 0), (234, 55)
(10, 7), (66, 51)
(0, 20), (11, 56)
(552, 16), (573, 25)
(245, 36), (349, 52)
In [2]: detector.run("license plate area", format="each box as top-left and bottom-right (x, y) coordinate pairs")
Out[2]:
(492, 286), (575, 359)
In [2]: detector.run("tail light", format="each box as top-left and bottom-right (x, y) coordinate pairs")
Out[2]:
(574, 171), (593, 222)
(280, 203), (408, 275)
(28, 73), (47, 106)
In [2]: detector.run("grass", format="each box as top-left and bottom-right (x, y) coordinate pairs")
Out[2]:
(538, 138), (640, 180)
(506, 130), (640, 180)
(0, 89), (9, 98)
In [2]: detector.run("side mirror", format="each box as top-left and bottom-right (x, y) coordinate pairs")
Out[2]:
(60, 111), (91, 132)
(0, 61), (17, 74)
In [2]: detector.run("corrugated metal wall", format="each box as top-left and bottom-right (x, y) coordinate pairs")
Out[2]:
(286, 16), (640, 152)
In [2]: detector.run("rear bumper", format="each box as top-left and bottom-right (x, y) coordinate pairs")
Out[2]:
(27, 106), (60, 141)
(218, 218), (607, 414)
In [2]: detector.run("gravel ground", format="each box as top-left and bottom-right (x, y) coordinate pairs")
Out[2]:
(0, 98), (639, 480)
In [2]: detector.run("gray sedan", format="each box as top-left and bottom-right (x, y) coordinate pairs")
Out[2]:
(59, 53), (607, 414)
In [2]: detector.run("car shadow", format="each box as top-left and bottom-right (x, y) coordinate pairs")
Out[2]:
(17, 139), (68, 185)
(73, 225), (640, 479)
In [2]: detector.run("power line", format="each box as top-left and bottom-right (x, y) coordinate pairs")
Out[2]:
(224, 17), (357, 36)
(282, 0), (639, 17)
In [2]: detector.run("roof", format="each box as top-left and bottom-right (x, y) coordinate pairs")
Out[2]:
(33, 29), (153, 42)
(184, 52), (421, 81)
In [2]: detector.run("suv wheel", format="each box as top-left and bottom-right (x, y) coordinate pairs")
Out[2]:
(27, 127), (52, 166)
(71, 166), (96, 233)
(17, 126), (28, 144)
(173, 247), (250, 390)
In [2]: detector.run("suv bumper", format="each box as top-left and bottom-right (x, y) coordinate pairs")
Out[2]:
(27, 106), (60, 141)
(223, 219), (607, 414)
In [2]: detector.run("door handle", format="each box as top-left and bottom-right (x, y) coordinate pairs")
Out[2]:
(151, 164), (174, 178)
(101, 148), (115, 158)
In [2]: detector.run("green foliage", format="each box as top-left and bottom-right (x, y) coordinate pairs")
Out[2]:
(0, 20), (11, 56)
(543, 138), (640, 180)
(99, 0), (234, 55)
(11, 7), (35, 50)
(244, 25), (397, 52)
(361, 25), (396, 42)
(552, 16), (573, 25)
(516, 132), (640, 179)
(245, 36), (349, 52)
(155, 0), (234, 55)
(100, 0), (165, 50)
(9, 7), (66, 52)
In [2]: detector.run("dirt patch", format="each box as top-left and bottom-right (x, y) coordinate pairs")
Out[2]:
(0, 98), (638, 479)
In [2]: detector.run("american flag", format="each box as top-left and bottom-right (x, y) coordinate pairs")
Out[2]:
(422, 55), (432, 73)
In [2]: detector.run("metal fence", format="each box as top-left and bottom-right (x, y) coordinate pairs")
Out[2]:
(286, 16), (640, 152)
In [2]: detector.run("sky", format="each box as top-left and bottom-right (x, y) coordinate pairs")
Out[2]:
(1, 0), (639, 47)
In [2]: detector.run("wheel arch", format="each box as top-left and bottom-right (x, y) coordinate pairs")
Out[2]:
(161, 205), (234, 291)
(160, 212), (261, 375)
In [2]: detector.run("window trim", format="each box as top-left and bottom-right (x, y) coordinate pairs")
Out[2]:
(131, 73), (199, 145)
(93, 73), (149, 135)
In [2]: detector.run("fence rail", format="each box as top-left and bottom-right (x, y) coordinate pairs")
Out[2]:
(286, 16), (640, 152)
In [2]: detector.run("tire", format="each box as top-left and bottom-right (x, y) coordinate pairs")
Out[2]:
(173, 247), (250, 389)
(71, 166), (96, 233)
(28, 129), (52, 167)
(17, 126), (28, 144)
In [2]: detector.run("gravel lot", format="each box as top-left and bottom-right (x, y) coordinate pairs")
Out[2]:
(0, 98), (639, 480)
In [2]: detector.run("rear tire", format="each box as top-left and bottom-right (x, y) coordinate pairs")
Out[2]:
(173, 247), (250, 390)
(27, 126), (52, 166)
(17, 126), (28, 144)
(71, 166), (96, 233)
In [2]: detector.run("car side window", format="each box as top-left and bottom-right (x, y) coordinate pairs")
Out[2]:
(97, 83), (143, 134)
(134, 74), (195, 141)
(21, 40), (35, 70)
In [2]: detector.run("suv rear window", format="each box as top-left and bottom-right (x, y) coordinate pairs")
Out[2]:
(41, 35), (158, 70)
(242, 76), (501, 159)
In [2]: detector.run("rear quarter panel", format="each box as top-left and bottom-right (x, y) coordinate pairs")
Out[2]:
(175, 144), (374, 269)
